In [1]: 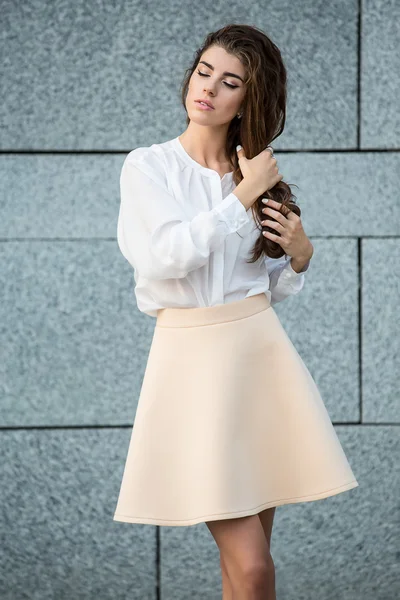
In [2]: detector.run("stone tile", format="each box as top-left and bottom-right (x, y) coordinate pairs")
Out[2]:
(267, 0), (358, 149)
(362, 239), (400, 422)
(0, 241), (156, 426)
(361, 0), (400, 147)
(0, 154), (124, 238)
(160, 426), (398, 600)
(0, 428), (156, 599)
(0, 0), (358, 150)
(276, 151), (400, 236)
(274, 238), (359, 423)
(2, 152), (399, 239)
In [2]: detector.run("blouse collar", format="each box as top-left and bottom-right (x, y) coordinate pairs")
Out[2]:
(171, 136), (234, 182)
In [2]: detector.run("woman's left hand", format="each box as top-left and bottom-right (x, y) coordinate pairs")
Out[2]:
(261, 198), (314, 265)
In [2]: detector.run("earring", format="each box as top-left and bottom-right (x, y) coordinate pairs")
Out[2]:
(237, 112), (243, 119)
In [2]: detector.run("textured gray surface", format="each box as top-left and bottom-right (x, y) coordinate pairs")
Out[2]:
(0, 154), (124, 237)
(1, 151), (399, 238)
(0, 239), (155, 426)
(361, 0), (400, 147)
(362, 239), (400, 422)
(278, 151), (400, 236)
(0, 0), (358, 150)
(1, 0), (398, 599)
(274, 238), (360, 422)
(0, 428), (156, 600)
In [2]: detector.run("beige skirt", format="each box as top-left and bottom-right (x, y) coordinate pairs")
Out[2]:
(113, 293), (358, 527)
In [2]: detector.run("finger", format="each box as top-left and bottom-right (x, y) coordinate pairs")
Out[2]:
(262, 198), (283, 211)
(261, 219), (284, 233)
(263, 208), (288, 225)
(262, 198), (281, 206)
(262, 202), (291, 224)
(262, 230), (281, 242)
(236, 144), (245, 159)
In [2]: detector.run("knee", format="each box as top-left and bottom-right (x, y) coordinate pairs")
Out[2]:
(240, 556), (275, 591)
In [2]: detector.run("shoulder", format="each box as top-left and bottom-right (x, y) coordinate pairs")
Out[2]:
(123, 140), (173, 188)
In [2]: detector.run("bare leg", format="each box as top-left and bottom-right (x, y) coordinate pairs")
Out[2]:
(218, 508), (277, 599)
(206, 514), (276, 599)
(258, 507), (277, 550)
(220, 552), (234, 600)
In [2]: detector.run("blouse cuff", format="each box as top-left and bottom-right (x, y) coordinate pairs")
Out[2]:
(280, 257), (310, 281)
(213, 191), (250, 232)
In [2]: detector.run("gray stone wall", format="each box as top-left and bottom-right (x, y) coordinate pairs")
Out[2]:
(0, 1), (398, 598)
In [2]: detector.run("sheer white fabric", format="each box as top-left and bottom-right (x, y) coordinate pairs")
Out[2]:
(117, 136), (310, 317)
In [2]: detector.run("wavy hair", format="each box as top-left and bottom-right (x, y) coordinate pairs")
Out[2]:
(179, 23), (301, 262)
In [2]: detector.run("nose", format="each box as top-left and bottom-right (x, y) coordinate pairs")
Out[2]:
(203, 82), (215, 95)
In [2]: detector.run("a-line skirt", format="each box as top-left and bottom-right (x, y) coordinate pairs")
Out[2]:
(113, 292), (358, 527)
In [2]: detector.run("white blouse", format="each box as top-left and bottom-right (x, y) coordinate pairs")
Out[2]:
(117, 136), (310, 318)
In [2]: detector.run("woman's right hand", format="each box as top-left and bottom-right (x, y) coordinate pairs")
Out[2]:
(236, 145), (283, 197)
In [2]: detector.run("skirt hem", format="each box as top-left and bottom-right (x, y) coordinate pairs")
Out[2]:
(113, 479), (359, 527)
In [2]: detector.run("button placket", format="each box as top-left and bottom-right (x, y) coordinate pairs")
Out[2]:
(220, 175), (238, 229)
(209, 174), (226, 305)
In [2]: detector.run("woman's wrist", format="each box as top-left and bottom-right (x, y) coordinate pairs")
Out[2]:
(290, 257), (310, 273)
(232, 178), (264, 210)
(290, 244), (314, 272)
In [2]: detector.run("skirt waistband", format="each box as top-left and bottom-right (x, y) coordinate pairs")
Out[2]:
(156, 293), (271, 328)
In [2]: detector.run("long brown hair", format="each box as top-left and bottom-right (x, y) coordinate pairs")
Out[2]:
(180, 23), (301, 263)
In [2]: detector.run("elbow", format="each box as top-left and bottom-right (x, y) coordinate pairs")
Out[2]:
(118, 222), (191, 280)
(138, 245), (192, 280)
(146, 252), (209, 280)
(145, 227), (210, 280)
(140, 260), (189, 280)
(120, 221), (211, 281)
(121, 243), (196, 280)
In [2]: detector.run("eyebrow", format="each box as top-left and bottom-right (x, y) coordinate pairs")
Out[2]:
(198, 60), (244, 83)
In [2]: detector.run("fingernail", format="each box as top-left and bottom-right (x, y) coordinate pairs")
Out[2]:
(262, 199), (269, 204)
(236, 144), (242, 151)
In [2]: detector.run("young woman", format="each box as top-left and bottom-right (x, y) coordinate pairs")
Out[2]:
(113, 23), (358, 600)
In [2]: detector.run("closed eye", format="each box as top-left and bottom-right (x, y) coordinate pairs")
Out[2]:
(196, 69), (238, 89)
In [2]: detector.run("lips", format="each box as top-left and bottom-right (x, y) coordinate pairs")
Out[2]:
(195, 99), (214, 109)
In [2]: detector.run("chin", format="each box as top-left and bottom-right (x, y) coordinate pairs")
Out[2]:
(187, 112), (215, 124)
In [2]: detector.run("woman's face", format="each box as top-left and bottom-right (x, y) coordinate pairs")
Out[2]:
(186, 45), (247, 126)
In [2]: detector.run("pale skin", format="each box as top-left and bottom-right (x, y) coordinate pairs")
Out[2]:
(181, 45), (313, 598)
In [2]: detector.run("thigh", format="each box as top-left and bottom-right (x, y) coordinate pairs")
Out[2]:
(205, 514), (270, 572)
